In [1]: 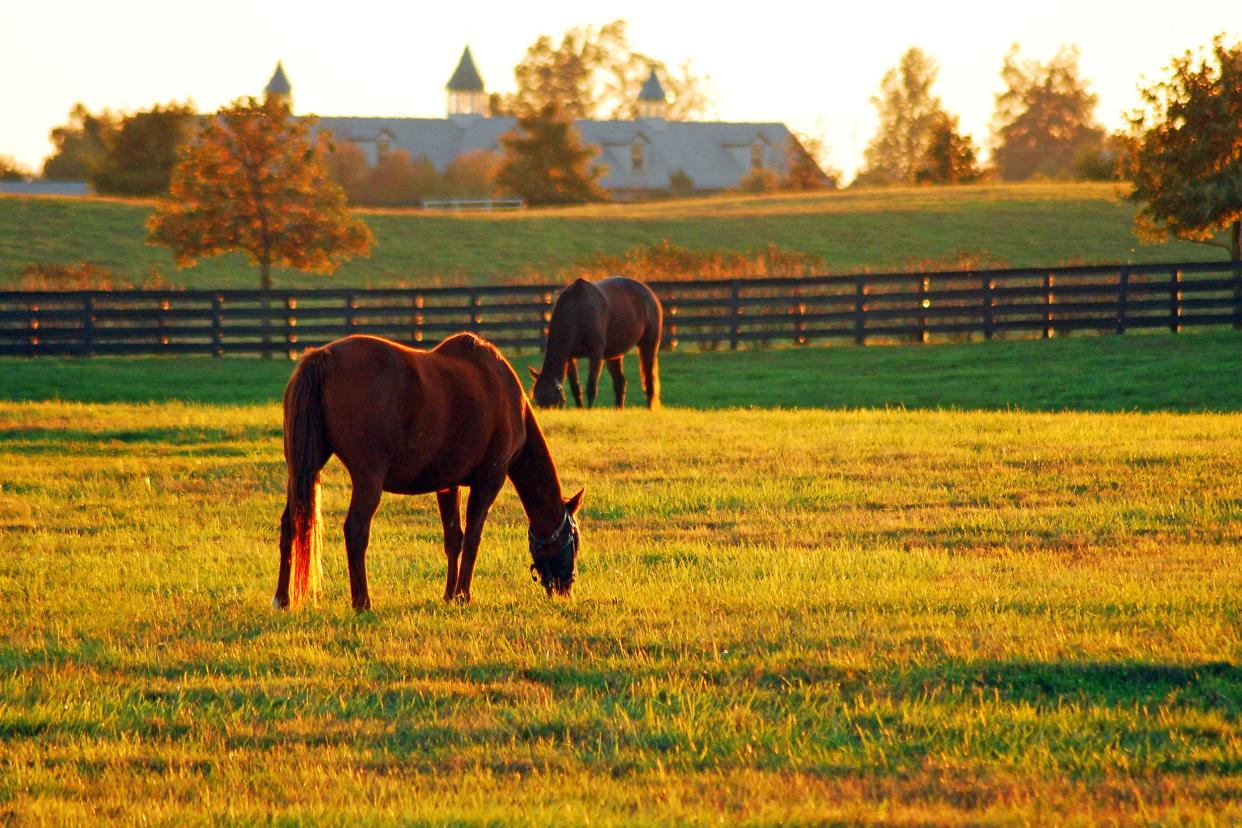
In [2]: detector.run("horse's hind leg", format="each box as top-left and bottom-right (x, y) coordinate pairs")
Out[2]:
(606, 356), (626, 408)
(585, 355), (605, 408)
(566, 359), (584, 407)
(344, 474), (383, 611)
(436, 487), (463, 602)
(638, 340), (661, 409)
(452, 476), (505, 603)
(275, 505), (295, 608)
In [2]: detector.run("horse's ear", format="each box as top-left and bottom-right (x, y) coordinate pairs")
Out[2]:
(528, 367), (540, 381)
(565, 487), (585, 516)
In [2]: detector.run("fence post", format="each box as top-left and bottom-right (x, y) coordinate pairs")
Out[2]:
(413, 294), (424, 343)
(285, 295), (298, 358)
(1043, 273), (1055, 338)
(1169, 269), (1182, 334)
(917, 277), (929, 344)
(469, 290), (481, 336)
(1116, 266), (1130, 334)
(729, 279), (741, 351)
(82, 295), (95, 357)
(667, 303), (678, 351)
(345, 292), (356, 331)
(854, 278), (867, 345)
(158, 298), (170, 351)
(212, 294), (224, 356)
(27, 302), (38, 356)
(982, 274), (995, 340)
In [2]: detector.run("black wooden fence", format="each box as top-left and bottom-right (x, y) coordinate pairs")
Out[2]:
(1, 261), (1238, 357)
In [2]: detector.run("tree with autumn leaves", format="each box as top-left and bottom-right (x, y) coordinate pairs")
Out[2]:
(1126, 35), (1242, 262)
(148, 97), (373, 290)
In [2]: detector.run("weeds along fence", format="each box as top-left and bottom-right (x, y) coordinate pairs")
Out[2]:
(1, 261), (1238, 357)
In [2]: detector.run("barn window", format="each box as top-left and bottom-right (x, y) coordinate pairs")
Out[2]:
(377, 137), (391, 160)
(631, 141), (645, 173)
(750, 141), (765, 170)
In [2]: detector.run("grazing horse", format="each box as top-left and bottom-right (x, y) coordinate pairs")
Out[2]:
(275, 333), (584, 611)
(529, 276), (662, 410)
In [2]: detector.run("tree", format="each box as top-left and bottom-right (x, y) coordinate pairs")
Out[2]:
(147, 97), (373, 290)
(355, 150), (441, 206)
(0, 155), (30, 181)
(915, 113), (983, 184)
(42, 103), (116, 180)
(1126, 36), (1242, 261)
(861, 48), (948, 183)
(443, 150), (502, 198)
(783, 133), (840, 191)
(508, 19), (710, 120)
(92, 102), (196, 195)
(991, 45), (1104, 180)
(321, 137), (371, 203)
(496, 103), (607, 206)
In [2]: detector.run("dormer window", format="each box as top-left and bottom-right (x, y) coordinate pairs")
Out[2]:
(750, 141), (765, 170)
(377, 137), (391, 160)
(631, 141), (646, 173)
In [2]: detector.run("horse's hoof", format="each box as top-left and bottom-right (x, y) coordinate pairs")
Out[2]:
(272, 595), (288, 610)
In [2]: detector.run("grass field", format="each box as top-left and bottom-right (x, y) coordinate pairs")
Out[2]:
(0, 183), (1221, 290)
(2, 330), (1240, 413)
(2, 332), (1239, 823)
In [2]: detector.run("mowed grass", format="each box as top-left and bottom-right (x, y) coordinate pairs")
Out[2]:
(1, 396), (1239, 824)
(2, 329), (1240, 413)
(0, 183), (1219, 290)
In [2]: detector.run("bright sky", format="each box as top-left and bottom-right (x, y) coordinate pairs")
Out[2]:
(2, 0), (1237, 182)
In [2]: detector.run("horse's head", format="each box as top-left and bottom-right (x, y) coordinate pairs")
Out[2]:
(528, 367), (565, 409)
(529, 488), (584, 596)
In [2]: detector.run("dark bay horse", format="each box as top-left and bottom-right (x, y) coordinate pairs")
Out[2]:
(276, 333), (584, 610)
(529, 276), (662, 409)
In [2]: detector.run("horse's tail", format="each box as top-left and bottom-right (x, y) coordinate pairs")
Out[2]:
(640, 287), (663, 410)
(282, 348), (332, 607)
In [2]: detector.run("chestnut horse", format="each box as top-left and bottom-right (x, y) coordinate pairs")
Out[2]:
(529, 276), (662, 409)
(276, 333), (584, 611)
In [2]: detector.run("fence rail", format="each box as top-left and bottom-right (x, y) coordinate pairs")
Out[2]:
(1, 261), (1238, 357)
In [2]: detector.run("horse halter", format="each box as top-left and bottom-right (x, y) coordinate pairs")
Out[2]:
(529, 510), (578, 594)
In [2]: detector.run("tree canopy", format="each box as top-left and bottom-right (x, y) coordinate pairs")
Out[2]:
(92, 102), (196, 196)
(42, 104), (116, 181)
(861, 48), (949, 184)
(495, 103), (607, 206)
(507, 20), (709, 120)
(1126, 35), (1242, 260)
(990, 45), (1104, 180)
(915, 113), (983, 185)
(148, 97), (373, 290)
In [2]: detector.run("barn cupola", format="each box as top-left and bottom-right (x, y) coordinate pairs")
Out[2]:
(265, 61), (293, 111)
(447, 46), (488, 117)
(636, 66), (667, 120)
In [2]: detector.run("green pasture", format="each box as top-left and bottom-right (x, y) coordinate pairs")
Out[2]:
(0, 183), (1220, 290)
(1, 333), (1240, 823)
(2, 330), (1240, 412)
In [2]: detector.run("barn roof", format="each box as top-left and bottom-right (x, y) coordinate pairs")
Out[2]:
(446, 46), (485, 92)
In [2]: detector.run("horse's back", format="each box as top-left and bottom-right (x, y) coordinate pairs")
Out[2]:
(592, 277), (662, 354)
(309, 334), (528, 492)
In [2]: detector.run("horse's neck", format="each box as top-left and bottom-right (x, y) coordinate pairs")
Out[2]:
(507, 410), (565, 536)
(539, 313), (580, 381)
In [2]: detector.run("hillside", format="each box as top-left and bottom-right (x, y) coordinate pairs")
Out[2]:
(0, 183), (1220, 290)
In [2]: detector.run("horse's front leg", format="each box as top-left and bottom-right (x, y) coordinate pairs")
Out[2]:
(566, 359), (584, 408)
(605, 356), (626, 408)
(585, 355), (604, 409)
(436, 487), (463, 601)
(344, 475), (383, 612)
(452, 477), (505, 603)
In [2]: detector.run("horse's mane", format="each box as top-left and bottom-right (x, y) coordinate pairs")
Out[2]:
(434, 332), (507, 364)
